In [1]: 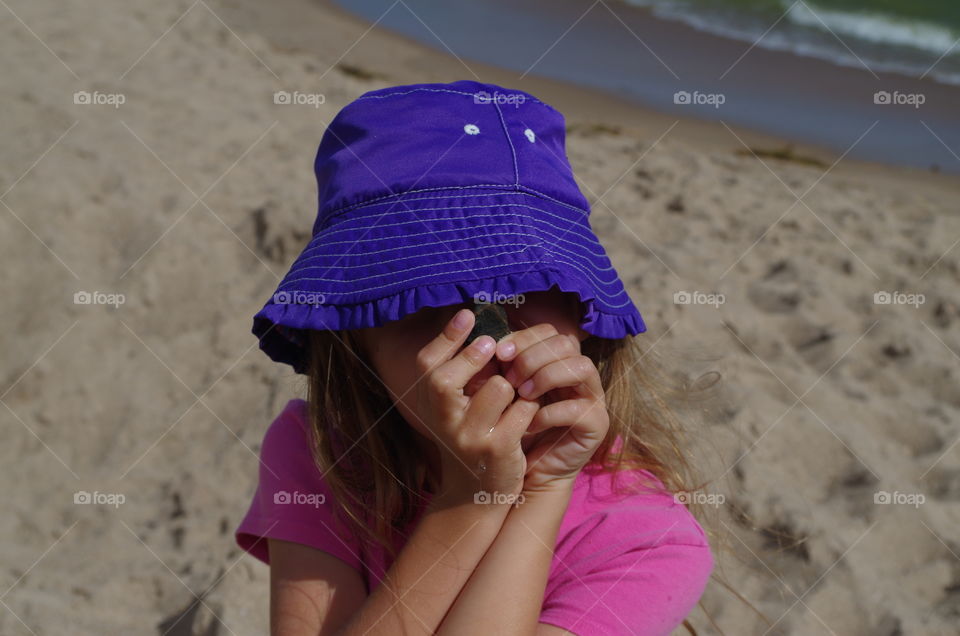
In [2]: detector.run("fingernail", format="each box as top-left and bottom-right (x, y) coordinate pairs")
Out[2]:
(453, 309), (471, 329)
(518, 379), (534, 397)
(475, 336), (494, 353)
(498, 341), (516, 358)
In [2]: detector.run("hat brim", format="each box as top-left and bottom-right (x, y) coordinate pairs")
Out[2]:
(253, 187), (645, 373)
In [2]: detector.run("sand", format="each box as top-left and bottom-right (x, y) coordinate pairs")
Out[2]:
(2, 0), (959, 634)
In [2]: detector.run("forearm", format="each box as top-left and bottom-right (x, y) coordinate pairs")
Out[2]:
(437, 483), (574, 635)
(335, 495), (510, 636)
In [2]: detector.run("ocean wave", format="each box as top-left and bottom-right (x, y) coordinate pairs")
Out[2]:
(620, 0), (960, 85)
(785, 1), (960, 57)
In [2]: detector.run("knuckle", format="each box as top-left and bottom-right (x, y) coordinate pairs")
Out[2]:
(415, 349), (434, 374)
(558, 335), (578, 356)
(540, 323), (559, 337)
(461, 348), (482, 367)
(576, 355), (595, 376)
(456, 428), (476, 449)
(487, 375), (514, 396)
(462, 343), (489, 367)
(584, 399), (607, 420)
(428, 370), (455, 393)
(560, 402), (587, 425)
(509, 356), (530, 379)
(530, 406), (548, 428)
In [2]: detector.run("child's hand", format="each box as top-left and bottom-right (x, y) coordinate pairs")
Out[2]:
(496, 324), (609, 494)
(415, 309), (539, 505)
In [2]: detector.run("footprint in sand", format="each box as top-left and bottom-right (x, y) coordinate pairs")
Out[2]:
(747, 259), (802, 314)
(783, 316), (837, 374)
(925, 467), (960, 502)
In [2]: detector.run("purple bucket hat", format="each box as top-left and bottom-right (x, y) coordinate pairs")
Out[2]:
(254, 80), (646, 373)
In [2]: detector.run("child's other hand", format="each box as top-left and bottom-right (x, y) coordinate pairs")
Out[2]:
(415, 309), (539, 505)
(495, 324), (609, 494)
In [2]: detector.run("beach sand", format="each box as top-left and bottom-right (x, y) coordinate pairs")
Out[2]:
(2, 0), (959, 633)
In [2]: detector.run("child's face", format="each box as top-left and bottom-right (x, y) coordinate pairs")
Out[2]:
(354, 288), (587, 439)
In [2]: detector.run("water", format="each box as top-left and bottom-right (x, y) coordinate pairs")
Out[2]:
(333, 0), (960, 172)
(625, 0), (960, 86)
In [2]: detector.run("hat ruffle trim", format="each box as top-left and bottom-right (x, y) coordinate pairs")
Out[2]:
(252, 268), (646, 374)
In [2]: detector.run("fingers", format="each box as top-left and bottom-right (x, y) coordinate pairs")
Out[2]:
(498, 326), (596, 394)
(501, 332), (579, 384)
(463, 373), (516, 431)
(521, 399), (609, 481)
(491, 396), (541, 443)
(514, 356), (602, 401)
(415, 308), (475, 375)
(495, 323), (560, 362)
(416, 310), (504, 398)
(526, 398), (607, 437)
(421, 336), (500, 404)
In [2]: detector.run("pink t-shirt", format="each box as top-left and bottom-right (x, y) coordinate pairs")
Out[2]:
(236, 399), (713, 635)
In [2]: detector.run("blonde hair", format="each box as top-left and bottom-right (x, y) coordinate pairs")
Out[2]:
(304, 327), (759, 633)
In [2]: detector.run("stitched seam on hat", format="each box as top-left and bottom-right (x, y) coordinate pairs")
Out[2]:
(319, 184), (588, 226)
(278, 255), (625, 296)
(319, 193), (571, 231)
(277, 253), (630, 301)
(354, 87), (555, 112)
(515, 185), (590, 214)
(493, 100), (519, 186)
(314, 203), (599, 247)
(298, 221), (606, 261)
(289, 234), (613, 271)
(287, 242), (592, 272)
(328, 190), (529, 210)
(322, 184), (518, 224)
(278, 253), (626, 294)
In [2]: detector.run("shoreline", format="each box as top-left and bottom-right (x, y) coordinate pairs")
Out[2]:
(211, 0), (960, 195)
(327, 0), (960, 175)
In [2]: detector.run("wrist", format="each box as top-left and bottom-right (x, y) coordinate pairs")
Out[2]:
(517, 480), (575, 513)
(426, 487), (515, 518)
(522, 476), (577, 499)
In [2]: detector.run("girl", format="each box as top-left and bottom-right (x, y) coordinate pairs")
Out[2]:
(237, 80), (714, 635)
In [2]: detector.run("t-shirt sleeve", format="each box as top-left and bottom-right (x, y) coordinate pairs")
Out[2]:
(538, 500), (714, 636)
(235, 398), (363, 572)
